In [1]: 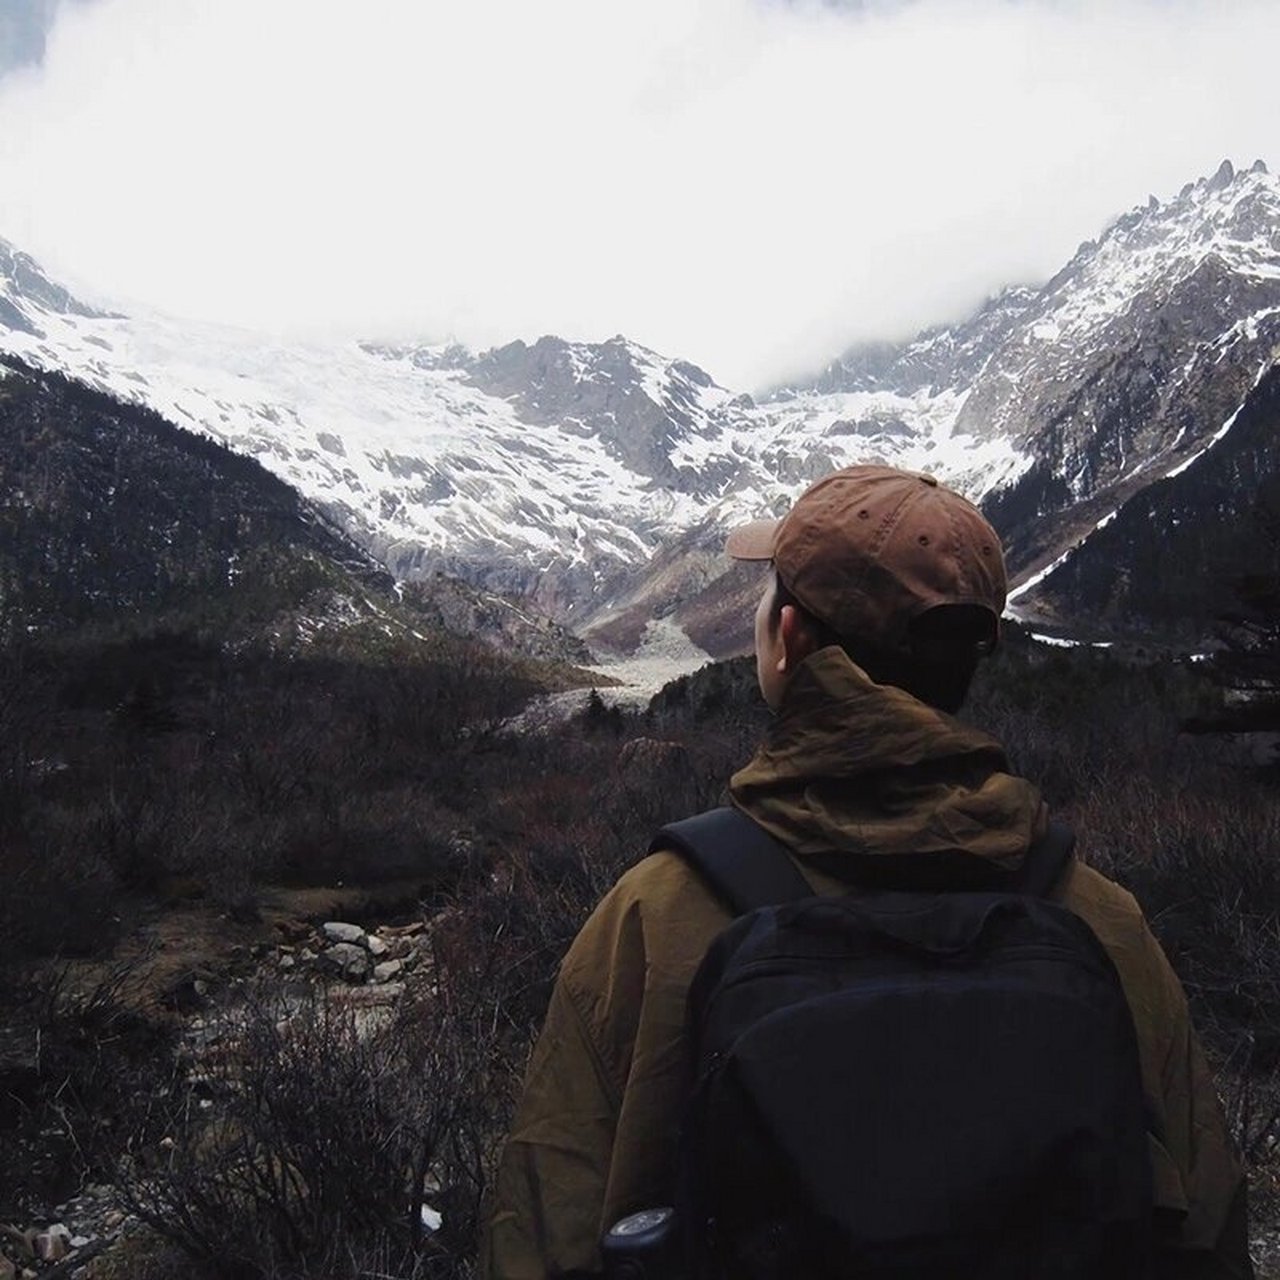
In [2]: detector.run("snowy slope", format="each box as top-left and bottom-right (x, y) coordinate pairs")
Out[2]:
(0, 243), (1018, 611)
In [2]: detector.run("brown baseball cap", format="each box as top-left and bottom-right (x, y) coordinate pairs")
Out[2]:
(726, 464), (1007, 654)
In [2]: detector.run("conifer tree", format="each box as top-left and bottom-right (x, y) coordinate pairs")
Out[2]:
(1191, 482), (1280, 742)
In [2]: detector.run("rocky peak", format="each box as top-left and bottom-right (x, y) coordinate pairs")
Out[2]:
(783, 282), (1042, 401)
(1046, 161), (1280, 308)
(468, 333), (732, 489)
(1206, 158), (1236, 192)
(955, 161), (1280, 445)
(358, 339), (473, 372)
(0, 238), (112, 328)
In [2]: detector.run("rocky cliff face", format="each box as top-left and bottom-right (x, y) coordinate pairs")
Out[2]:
(770, 159), (1280, 643)
(468, 334), (742, 494)
(968, 161), (1280, 583)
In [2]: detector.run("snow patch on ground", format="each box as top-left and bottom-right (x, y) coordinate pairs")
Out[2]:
(500, 619), (716, 735)
(591, 618), (717, 704)
(1029, 632), (1113, 650)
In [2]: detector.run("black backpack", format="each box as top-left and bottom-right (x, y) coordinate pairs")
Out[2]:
(653, 807), (1153, 1280)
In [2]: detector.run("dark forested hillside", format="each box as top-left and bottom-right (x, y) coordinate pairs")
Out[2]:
(1028, 364), (1280, 639)
(0, 356), (390, 638)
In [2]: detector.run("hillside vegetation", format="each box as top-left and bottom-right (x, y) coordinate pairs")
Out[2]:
(1, 629), (1277, 1278)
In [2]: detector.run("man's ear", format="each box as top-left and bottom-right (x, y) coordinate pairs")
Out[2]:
(777, 605), (822, 674)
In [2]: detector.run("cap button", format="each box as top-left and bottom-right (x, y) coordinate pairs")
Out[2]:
(920, 474), (938, 487)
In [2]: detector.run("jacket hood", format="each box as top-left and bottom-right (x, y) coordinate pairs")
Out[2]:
(729, 646), (1045, 870)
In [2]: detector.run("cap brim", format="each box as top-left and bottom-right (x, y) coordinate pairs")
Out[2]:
(725, 518), (780, 560)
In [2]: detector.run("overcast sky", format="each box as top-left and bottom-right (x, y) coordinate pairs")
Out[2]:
(0, 0), (1277, 391)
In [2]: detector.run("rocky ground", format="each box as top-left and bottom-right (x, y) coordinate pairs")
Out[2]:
(0, 902), (451, 1280)
(0, 622), (721, 1280)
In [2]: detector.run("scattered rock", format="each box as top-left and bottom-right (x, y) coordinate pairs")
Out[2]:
(331, 982), (404, 1008)
(163, 970), (214, 1013)
(4, 907), (449, 1280)
(385, 920), (426, 937)
(35, 1224), (71, 1263)
(385, 936), (414, 961)
(320, 943), (370, 981)
(322, 921), (367, 946)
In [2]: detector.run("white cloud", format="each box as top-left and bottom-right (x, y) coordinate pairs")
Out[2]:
(1, 0), (1277, 390)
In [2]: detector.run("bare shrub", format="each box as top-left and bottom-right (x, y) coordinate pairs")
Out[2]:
(115, 908), (530, 1280)
(0, 959), (171, 1218)
(1219, 1043), (1280, 1171)
(1072, 777), (1280, 1062)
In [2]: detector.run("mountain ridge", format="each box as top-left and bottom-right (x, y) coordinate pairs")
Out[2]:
(2, 159), (1278, 649)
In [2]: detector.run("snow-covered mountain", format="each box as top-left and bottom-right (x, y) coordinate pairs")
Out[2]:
(3, 159), (1279, 648)
(0, 243), (1022, 621)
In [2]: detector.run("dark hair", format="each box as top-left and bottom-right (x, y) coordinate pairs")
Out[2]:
(773, 575), (993, 713)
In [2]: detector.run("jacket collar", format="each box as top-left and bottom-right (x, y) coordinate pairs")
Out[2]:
(729, 646), (1045, 868)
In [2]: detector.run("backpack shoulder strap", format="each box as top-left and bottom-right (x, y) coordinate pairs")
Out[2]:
(1016, 819), (1076, 898)
(651, 806), (813, 916)
(653, 808), (1075, 911)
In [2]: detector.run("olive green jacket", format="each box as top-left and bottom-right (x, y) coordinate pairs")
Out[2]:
(482, 648), (1251, 1279)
